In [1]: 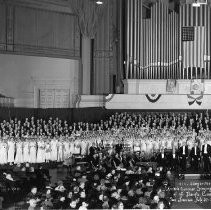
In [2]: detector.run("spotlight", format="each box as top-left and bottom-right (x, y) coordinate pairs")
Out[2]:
(192, 0), (201, 7)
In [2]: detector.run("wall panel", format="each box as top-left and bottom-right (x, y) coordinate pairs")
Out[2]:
(0, 3), (6, 50)
(0, 0), (80, 59)
(14, 6), (80, 58)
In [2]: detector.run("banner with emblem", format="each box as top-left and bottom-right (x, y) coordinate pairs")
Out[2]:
(166, 79), (177, 93)
(190, 79), (204, 94)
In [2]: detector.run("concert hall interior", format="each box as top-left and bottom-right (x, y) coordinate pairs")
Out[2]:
(0, 0), (211, 209)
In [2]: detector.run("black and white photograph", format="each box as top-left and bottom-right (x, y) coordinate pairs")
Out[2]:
(0, 0), (211, 209)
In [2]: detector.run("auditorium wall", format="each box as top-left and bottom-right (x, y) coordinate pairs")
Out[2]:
(0, 54), (79, 108)
(0, 0), (80, 59)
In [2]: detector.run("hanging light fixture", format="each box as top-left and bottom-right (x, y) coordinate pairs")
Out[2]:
(192, 0), (201, 7)
(96, 1), (103, 5)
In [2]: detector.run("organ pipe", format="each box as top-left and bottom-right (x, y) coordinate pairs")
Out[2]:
(208, 7), (210, 79)
(130, 0), (133, 78)
(205, 5), (207, 79)
(134, 0), (137, 79)
(126, 0), (130, 79)
(124, 1), (211, 80)
(137, 0), (140, 79)
(179, 5), (182, 79)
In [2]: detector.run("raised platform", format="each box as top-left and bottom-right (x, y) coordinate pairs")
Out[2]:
(105, 94), (211, 109)
(123, 79), (211, 94)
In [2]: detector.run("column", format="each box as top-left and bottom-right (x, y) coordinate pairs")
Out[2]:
(82, 37), (91, 95)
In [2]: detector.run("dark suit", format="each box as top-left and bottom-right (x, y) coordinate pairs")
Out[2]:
(168, 152), (178, 171)
(202, 144), (211, 172)
(178, 146), (189, 172)
(190, 146), (200, 171)
(156, 153), (167, 168)
(115, 143), (123, 154)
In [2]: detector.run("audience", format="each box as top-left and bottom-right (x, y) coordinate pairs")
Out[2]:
(0, 111), (210, 209)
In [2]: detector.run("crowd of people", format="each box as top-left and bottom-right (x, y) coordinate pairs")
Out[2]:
(25, 164), (174, 209)
(0, 111), (211, 209)
(0, 111), (210, 166)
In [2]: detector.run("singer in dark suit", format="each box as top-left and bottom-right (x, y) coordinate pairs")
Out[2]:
(156, 148), (167, 169)
(178, 143), (189, 172)
(190, 142), (201, 171)
(201, 141), (211, 173)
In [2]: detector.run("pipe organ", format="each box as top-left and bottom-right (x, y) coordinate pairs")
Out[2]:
(125, 0), (211, 79)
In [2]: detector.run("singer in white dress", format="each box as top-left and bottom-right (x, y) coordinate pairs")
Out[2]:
(45, 140), (51, 162)
(57, 140), (64, 162)
(0, 140), (8, 164)
(63, 139), (70, 159)
(23, 140), (30, 163)
(7, 139), (15, 163)
(50, 138), (58, 161)
(141, 139), (147, 153)
(29, 140), (37, 163)
(15, 140), (23, 164)
(37, 139), (45, 163)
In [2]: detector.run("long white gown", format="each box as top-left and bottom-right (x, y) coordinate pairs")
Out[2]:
(45, 141), (51, 162)
(15, 141), (23, 163)
(69, 140), (75, 155)
(166, 138), (173, 150)
(74, 140), (81, 155)
(29, 141), (37, 163)
(81, 140), (88, 155)
(23, 141), (30, 163)
(36, 140), (45, 163)
(63, 140), (70, 159)
(7, 140), (15, 163)
(153, 140), (160, 152)
(50, 138), (58, 161)
(0, 141), (8, 164)
(141, 140), (147, 153)
(57, 141), (64, 162)
(133, 140), (141, 152)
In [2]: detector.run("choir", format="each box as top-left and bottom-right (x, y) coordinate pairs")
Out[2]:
(0, 111), (210, 165)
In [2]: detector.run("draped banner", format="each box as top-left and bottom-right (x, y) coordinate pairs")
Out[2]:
(190, 79), (204, 94)
(187, 94), (203, 105)
(145, 94), (162, 103)
(166, 79), (177, 93)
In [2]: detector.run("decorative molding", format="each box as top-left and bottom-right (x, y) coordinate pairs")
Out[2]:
(13, 44), (80, 59)
(6, 0), (73, 14)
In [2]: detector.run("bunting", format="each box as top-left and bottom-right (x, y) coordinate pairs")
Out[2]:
(187, 94), (203, 106)
(145, 94), (162, 103)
